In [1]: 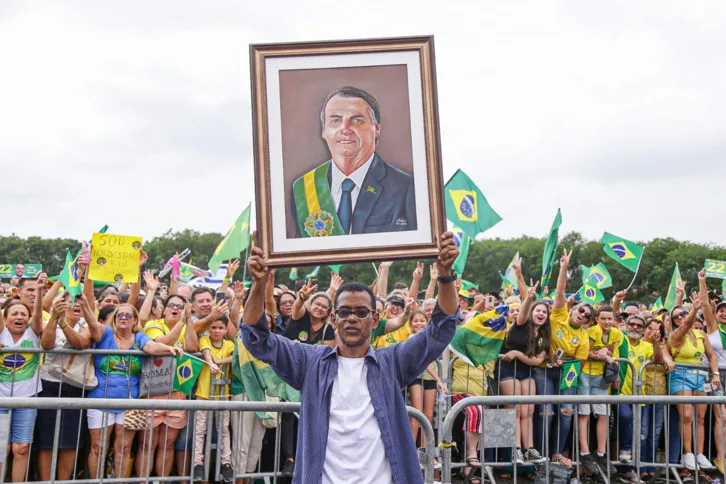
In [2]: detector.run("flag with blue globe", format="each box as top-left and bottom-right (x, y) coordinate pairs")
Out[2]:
(444, 170), (501, 239)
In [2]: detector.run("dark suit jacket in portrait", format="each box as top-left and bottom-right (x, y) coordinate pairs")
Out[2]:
(290, 154), (417, 238)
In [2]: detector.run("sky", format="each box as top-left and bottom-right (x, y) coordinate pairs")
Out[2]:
(1, 1), (724, 246)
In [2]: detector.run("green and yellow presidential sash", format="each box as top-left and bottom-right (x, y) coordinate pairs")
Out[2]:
(293, 161), (346, 237)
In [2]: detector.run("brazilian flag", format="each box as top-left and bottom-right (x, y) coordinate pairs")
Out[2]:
(173, 353), (204, 395)
(579, 277), (605, 305)
(581, 263), (612, 289)
(59, 250), (82, 302)
(444, 170), (502, 239)
(449, 307), (509, 367)
(560, 360), (581, 390)
(600, 232), (644, 273)
(289, 268), (298, 281)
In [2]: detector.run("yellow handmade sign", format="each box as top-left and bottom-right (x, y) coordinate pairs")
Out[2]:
(88, 233), (143, 284)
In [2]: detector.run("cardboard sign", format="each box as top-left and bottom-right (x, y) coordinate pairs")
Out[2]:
(88, 233), (143, 283)
(705, 259), (726, 279)
(0, 264), (42, 279)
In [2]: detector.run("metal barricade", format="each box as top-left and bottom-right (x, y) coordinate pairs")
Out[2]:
(441, 356), (637, 484)
(638, 360), (726, 484)
(0, 347), (438, 484)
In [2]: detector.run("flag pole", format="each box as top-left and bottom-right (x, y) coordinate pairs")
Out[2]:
(372, 263), (379, 277)
(625, 247), (645, 291)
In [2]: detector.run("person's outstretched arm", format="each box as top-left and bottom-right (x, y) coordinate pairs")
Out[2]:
(241, 244), (318, 390)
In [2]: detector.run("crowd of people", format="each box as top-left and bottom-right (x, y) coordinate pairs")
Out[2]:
(0, 240), (725, 484)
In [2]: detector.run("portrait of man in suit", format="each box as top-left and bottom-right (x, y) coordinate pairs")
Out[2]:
(290, 86), (417, 238)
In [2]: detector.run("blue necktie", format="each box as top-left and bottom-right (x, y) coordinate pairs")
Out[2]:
(338, 178), (355, 234)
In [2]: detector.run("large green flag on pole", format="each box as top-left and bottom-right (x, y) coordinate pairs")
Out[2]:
(664, 263), (682, 311)
(452, 226), (471, 275)
(208, 204), (252, 274)
(444, 170), (502, 239)
(540, 209), (562, 292)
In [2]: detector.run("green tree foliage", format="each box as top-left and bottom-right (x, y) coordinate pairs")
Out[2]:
(1, 231), (725, 303)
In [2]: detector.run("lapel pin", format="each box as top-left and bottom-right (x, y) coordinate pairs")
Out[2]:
(367, 185), (376, 194)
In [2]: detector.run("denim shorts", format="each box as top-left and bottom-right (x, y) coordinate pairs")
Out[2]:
(498, 361), (535, 382)
(0, 408), (37, 443)
(669, 368), (708, 394)
(577, 373), (608, 415)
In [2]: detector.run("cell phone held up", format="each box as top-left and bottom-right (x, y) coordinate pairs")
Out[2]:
(215, 292), (226, 304)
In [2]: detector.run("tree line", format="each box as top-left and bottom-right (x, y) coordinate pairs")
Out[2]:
(1, 230), (725, 303)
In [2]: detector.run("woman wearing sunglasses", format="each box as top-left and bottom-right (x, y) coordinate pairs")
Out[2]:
(78, 296), (181, 482)
(137, 294), (199, 479)
(668, 292), (720, 475)
(533, 249), (593, 467)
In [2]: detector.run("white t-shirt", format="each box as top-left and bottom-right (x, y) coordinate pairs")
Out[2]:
(323, 356), (393, 484)
(704, 331), (726, 369)
(0, 327), (42, 397)
(40, 318), (87, 383)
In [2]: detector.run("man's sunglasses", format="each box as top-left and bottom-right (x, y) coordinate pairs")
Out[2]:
(627, 321), (645, 329)
(335, 308), (374, 320)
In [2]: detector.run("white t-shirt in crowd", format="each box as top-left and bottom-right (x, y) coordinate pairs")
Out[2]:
(704, 331), (726, 369)
(322, 356), (393, 484)
(0, 327), (42, 397)
(40, 318), (87, 383)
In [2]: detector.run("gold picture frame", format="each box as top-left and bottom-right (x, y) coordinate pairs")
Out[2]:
(250, 35), (445, 267)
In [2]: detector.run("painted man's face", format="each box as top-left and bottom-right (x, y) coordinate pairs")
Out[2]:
(322, 95), (380, 167)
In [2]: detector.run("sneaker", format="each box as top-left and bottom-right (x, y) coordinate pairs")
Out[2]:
(620, 470), (644, 484)
(619, 449), (633, 463)
(581, 454), (599, 475)
(714, 458), (724, 474)
(595, 453), (618, 476)
(281, 459), (295, 477)
(524, 447), (547, 463)
(697, 453), (715, 470)
(192, 465), (205, 483)
(683, 453), (697, 471)
(220, 463), (234, 483)
(514, 448), (524, 464)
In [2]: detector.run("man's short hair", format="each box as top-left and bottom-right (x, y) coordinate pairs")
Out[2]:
(320, 86), (380, 126)
(334, 282), (376, 310)
(17, 278), (34, 289)
(393, 283), (409, 290)
(191, 287), (215, 303)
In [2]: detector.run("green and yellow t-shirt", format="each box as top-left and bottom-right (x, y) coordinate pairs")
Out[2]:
(196, 336), (234, 400)
(583, 325), (625, 376)
(144, 319), (187, 349)
(374, 322), (411, 349)
(548, 306), (589, 364)
(618, 339), (653, 396)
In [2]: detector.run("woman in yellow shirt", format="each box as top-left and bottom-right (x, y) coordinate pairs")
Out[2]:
(668, 296), (720, 473)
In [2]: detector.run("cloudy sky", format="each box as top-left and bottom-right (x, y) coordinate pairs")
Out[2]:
(1, 1), (724, 245)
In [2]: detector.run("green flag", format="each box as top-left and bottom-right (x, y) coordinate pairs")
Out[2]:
(208, 204), (252, 274)
(600, 232), (644, 273)
(444, 170), (502, 239)
(449, 308), (508, 367)
(173, 353), (205, 395)
(581, 263), (613, 289)
(540, 209), (562, 292)
(452, 226), (471, 275)
(305, 266), (320, 279)
(722, 279), (726, 297)
(579, 277), (605, 305)
(328, 265), (342, 274)
(664, 263), (682, 311)
(289, 268), (298, 281)
(652, 297), (664, 312)
(59, 250), (82, 302)
(234, 336), (300, 420)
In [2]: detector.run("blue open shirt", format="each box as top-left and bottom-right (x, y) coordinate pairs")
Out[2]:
(240, 303), (459, 484)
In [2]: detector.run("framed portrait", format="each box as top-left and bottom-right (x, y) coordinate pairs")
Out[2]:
(250, 35), (445, 267)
